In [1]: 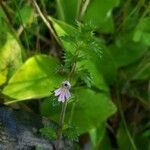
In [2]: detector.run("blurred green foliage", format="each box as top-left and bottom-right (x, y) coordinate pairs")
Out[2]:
(0, 0), (149, 149)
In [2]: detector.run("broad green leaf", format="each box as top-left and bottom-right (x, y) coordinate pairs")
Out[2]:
(99, 45), (118, 84)
(2, 55), (65, 102)
(48, 17), (77, 53)
(49, 17), (76, 37)
(40, 88), (116, 134)
(99, 32), (149, 84)
(82, 0), (120, 33)
(0, 8), (9, 49)
(77, 58), (108, 91)
(115, 32), (148, 67)
(56, 0), (78, 25)
(0, 33), (23, 85)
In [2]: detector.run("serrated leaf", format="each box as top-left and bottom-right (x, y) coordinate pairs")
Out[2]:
(2, 55), (65, 102)
(63, 124), (79, 141)
(40, 127), (57, 140)
(77, 57), (108, 91)
(50, 18), (105, 90)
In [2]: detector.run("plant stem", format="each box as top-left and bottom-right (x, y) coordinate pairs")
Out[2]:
(116, 88), (137, 150)
(56, 100), (68, 149)
(56, 61), (76, 149)
(78, 0), (90, 19)
(31, 0), (61, 45)
(68, 62), (76, 81)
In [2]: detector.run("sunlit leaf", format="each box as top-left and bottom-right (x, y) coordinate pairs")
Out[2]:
(0, 8), (8, 48)
(2, 55), (65, 101)
(0, 34), (23, 85)
(49, 17), (77, 53)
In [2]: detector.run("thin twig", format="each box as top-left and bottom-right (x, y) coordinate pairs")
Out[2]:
(0, 1), (12, 24)
(116, 88), (137, 150)
(68, 63), (76, 81)
(31, 0), (61, 45)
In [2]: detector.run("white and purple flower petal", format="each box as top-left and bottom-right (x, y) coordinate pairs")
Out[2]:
(54, 88), (61, 96)
(65, 90), (71, 99)
(54, 81), (71, 103)
(58, 93), (65, 102)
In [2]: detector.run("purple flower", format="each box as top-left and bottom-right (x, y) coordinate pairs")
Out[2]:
(54, 81), (71, 102)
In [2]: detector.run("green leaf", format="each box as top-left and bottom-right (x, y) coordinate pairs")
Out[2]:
(77, 69), (92, 88)
(40, 88), (116, 134)
(99, 32), (149, 84)
(89, 123), (106, 149)
(15, 4), (34, 25)
(2, 55), (65, 102)
(49, 17), (76, 37)
(123, 54), (150, 81)
(50, 18), (105, 90)
(77, 59), (108, 91)
(133, 17), (150, 46)
(82, 0), (120, 33)
(114, 32), (148, 67)
(117, 122), (136, 150)
(40, 127), (57, 140)
(0, 33), (23, 85)
(56, 0), (78, 25)
(49, 17), (77, 52)
(63, 124), (79, 141)
(99, 132), (112, 150)
(0, 8), (8, 48)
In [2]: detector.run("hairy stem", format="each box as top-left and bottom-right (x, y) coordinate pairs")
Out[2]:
(56, 100), (68, 148)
